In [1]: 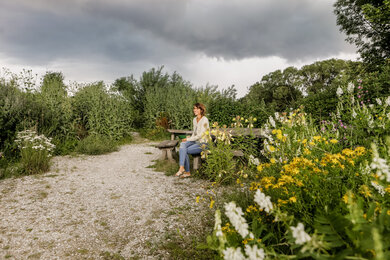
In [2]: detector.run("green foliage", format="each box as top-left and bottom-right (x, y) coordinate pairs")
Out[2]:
(76, 135), (118, 155)
(334, 0), (390, 70)
(200, 125), (237, 184)
(72, 82), (134, 140)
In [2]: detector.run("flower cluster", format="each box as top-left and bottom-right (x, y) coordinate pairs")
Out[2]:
(224, 202), (250, 238)
(290, 223), (311, 245)
(254, 189), (273, 213)
(15, 130), (56, 155)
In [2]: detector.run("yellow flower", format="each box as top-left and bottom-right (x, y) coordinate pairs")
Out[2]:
(270, 158), (276, 164)
(209, 200), (215, 209)
(289, 196), (297, 203)
(313, 136), (321, 141)
(268, 145), (276, 152)
(309, 141), (315, 146)
(196, 196), (200, 203)
(330, 139), (338, 144)
(359, 185), (372, 198)
(302, 139), (307, 144)
(387, 210), (390, 216)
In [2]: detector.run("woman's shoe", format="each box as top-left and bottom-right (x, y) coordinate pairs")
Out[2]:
(175, 170), (184, 177)
(180, 172), (191, 178)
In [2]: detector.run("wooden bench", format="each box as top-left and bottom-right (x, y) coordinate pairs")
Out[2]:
(192, 149), (244, 170)
(156, 140), (179, 162)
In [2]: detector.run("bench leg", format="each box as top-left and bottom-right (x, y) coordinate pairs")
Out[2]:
(160, 149), (167, 160)
(167, 148), (175, 162)
(193, 156), (201, 170)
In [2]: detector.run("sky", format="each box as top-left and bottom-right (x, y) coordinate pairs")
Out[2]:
(0, 0), (358, 97)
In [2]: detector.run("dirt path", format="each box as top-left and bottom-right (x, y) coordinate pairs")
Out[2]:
(0, 138), (212, 259)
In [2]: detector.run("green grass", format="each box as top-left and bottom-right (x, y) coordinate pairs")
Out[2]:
(76, 135), (118, 155)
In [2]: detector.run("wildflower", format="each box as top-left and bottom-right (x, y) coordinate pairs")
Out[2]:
(347, 82), (354, 93)
(196, 196), (200, 203)
(352, 109), (357, 118)
(376, 98), (382, 106)
(291, 223), (311, 245)
(370, 143), (390, 182)
(270, 158), (276, 164)
(254, 189), (273, 213)
(371, 181), (385, 196)
(223, 247), (245, 260)
(245, 245), (265, 260)
(210, 200), (215, 209)
(214, 210), (223, 238)
(249, 155), (260, 166)
(330, 139), (338, 144)
(269, 116), (276, 128)
(289, 196), (297, 203)
(224, 202), (249, 238)
(336, 87), (343, 97)
(385, 96), (390, 107)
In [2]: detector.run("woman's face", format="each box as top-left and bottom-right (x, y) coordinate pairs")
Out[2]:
(193, 106), (201, 116)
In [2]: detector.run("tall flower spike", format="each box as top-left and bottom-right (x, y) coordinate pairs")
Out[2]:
(254, 189), (273, 213)
(224, 202), (249, 238)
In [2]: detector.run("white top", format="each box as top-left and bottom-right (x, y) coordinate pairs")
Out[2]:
(187, 116), (210, 143)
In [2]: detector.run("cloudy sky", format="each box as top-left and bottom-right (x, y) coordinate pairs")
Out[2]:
(0, 0), (357, 97)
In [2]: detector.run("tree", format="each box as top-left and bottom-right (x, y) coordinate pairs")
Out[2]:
(334, 0), (390, 70)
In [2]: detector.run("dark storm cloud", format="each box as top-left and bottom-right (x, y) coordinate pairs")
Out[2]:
(0, 0), (353, 65)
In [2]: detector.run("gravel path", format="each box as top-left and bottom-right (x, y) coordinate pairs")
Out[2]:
(0, 139), (212, 259)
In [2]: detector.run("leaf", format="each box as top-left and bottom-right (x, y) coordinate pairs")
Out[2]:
(314, 213), (350, 248)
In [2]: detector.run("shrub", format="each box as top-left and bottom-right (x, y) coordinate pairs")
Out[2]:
(76, 135), (118, 155)
(15, 130), (55, 175)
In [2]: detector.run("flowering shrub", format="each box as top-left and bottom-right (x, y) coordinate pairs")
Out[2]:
(200, 122), (237, 184)
(334, 81), (390, 146)
(205, 102), (390, 259)
(15, 130), (55, 174)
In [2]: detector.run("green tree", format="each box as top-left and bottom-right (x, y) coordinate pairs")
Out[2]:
(334, 0), (390, 70)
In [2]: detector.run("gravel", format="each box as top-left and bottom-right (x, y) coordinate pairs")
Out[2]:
(0, 140), (212, 259)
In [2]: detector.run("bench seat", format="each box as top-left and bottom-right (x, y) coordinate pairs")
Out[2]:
(156, 140), (179, 162)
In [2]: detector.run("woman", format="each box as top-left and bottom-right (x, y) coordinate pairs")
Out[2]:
(176, 103), (209, 178)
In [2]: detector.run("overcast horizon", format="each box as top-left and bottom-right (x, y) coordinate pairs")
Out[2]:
(0, 0), (358, 97)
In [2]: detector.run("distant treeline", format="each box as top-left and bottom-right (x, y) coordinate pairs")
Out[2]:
(1, 59), (389, 158)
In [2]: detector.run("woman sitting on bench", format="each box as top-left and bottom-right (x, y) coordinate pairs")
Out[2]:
(175, 103), (209, 178)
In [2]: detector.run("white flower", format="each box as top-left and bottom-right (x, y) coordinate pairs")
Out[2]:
(347, 82), (354, 93)
(369, 104), (374, 109)
(245, 245), (265, 260)
(214, 210), (223, 237)
(223, 247), (245, 260)
(336, 87), (343, 97)
(224, 202), (249, 238)
(370, 143), (390, 182)
(249, 155), (260, 166)
(376, 98), (382, 106)
(291, 223), (311, 245)
(352, 109), (357, 118)
(371, 157), (390, 182)
(268, 116), (276, 128)
(274, 112), (280, 121)
(371, 181), (385, 196)
(254, 189), (273, 213)
(385, 96), (390, 107)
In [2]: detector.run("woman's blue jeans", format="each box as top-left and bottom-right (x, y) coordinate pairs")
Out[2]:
(179, 141), (204, 172)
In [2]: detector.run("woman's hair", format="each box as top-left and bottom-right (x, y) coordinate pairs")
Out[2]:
(194, 103), (206, 116)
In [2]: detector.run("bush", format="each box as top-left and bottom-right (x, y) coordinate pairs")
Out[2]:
(76, 135), (118, 155)
(15, 130), (55, 175)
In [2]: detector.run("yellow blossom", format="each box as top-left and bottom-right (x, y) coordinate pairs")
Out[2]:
(289, 196), (297, 203)
(270, 158), (276, 164)
(313, 136), (321, 141)
(209, 200), (215, 209)
(330, 139), (338, 144)
(196, 196), (200, 203)
(359, 185), (372, 198)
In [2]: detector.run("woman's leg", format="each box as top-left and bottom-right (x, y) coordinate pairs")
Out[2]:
(179, 141), (195, 172)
